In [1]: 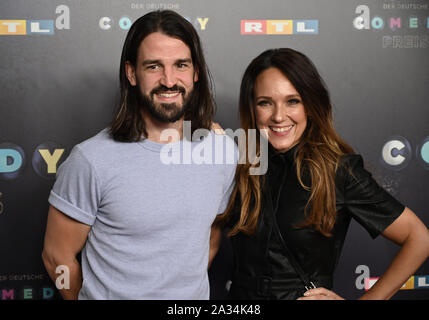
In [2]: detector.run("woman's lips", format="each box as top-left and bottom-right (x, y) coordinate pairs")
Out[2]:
(269, 125), (294, 136)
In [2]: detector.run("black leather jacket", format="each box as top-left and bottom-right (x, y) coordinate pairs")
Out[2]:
(228, 145), (404, 300)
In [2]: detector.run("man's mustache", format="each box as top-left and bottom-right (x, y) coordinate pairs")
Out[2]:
(151, 85), (186, 96)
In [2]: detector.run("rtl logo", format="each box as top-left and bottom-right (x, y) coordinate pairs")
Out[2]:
(0, 5), (70, 35)
(241, 19), (318, 35)
(355, 265), (429, 291)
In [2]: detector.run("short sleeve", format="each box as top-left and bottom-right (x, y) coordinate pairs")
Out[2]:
(340, 154), (405, 239)
(48, 146), (100, 226)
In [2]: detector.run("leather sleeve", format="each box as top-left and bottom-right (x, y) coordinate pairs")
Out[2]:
(339, 154), (405, 239)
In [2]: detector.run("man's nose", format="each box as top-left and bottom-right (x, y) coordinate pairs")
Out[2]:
(159, 67), (177, 88)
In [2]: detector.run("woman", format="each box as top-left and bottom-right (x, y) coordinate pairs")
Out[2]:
(214, 48), (429, 300)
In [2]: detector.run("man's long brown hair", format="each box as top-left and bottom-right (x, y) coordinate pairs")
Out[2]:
(216, 48), (354, 237)
(110, 10), (215, 142)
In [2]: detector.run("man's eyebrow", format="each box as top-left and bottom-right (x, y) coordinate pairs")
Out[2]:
(142, 58), (192, 66)
(176, 58), (192, 64)
(142, 59), (161, 66)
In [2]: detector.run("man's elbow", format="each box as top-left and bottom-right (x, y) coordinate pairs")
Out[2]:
(42, 246), (73, 276)
(42, 247), (58, 276)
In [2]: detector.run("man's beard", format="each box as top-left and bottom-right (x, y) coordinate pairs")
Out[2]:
(138, 84), (195, 123)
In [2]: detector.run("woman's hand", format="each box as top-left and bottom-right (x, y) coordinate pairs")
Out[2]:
(297, 287), (345, 300)
(211, 122), (225, 134)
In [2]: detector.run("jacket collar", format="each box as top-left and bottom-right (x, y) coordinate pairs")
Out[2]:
(269, 143), (299, 165)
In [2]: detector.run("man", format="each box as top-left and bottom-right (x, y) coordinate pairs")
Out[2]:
(42, 10), (236, 300)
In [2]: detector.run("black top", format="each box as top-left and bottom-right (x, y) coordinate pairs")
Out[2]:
(228, 144), (405, 300)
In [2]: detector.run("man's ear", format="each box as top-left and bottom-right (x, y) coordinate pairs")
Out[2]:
(125, 61), (137, 86)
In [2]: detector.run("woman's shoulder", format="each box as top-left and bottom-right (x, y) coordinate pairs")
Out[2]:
(339, 153), (364, 168)
(336, 153), (368, 185)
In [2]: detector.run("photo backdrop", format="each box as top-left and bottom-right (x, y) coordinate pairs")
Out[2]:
(0, 0), (428, 300)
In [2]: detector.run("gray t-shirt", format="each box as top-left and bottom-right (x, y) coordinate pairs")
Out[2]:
(48, 128), (237, 299)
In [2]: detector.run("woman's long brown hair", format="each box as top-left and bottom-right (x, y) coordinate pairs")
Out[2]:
(216, 48), (354, 237)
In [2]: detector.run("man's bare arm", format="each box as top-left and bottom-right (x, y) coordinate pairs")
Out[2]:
(42, 205), (91, 300)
